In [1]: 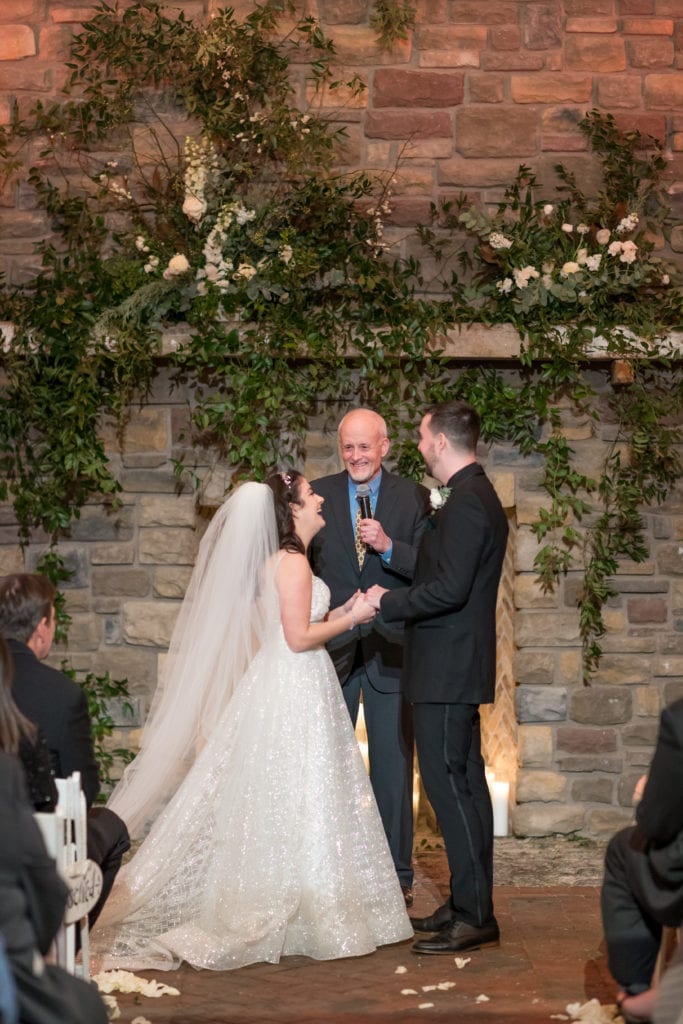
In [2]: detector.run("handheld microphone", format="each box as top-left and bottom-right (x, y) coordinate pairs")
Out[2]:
(356, 484), (372, 520)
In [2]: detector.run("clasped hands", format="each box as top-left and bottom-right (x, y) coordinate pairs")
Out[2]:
(343, 584), (389, 625)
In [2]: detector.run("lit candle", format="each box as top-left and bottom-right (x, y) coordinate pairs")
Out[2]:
(492, 780), (510, 837)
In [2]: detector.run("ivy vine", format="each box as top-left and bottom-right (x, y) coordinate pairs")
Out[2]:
(0, 0), (680, 683)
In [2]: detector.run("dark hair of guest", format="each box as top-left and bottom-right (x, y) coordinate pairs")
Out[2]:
(0, 633), (35, 754)
(0, 573), (56, 644)
(266, 470), (306, 555)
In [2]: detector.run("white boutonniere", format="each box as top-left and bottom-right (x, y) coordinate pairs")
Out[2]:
(429, 486), (451, 511)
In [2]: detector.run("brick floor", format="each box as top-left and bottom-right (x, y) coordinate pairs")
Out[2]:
(103, 847), (617, 1024)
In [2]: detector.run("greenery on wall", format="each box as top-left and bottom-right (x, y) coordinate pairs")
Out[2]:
(0, 0), (680, 681)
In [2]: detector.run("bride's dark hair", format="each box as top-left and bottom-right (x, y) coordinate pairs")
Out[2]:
(266, 470), (305, 555)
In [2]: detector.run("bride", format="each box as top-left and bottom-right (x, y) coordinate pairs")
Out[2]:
(92, 470), (413, 971)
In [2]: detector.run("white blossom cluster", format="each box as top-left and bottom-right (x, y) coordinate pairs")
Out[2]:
(196, 200), (257, 293)
(182, 136), (221, 225)
(491, 210), (654, 297)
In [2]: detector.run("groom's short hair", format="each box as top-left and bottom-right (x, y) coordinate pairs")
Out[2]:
(427, 400), (480, 454)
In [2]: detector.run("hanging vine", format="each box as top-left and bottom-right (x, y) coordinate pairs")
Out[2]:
(0, 0), (680, 681)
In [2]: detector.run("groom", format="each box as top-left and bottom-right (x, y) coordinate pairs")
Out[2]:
(368, 400), (509, 954)
(310, 408), (429, 905)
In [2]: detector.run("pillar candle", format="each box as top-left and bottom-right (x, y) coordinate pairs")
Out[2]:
(492, 780), (509, 837)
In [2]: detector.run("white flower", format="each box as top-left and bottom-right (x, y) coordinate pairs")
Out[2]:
(234, 262), (257, 280)
(496, 277), (513, 294)
(143, 256), (159, 274)
(585, 254), (602, 271)
(93, 970), (179, 998)
(576, 223), (590, 235)
(561, 261), (580, 277)
(561, 223), (574, 234)
(596, 228), (611, 244)
(513, 265), (540, 289)
(616, 212), (639, 234)
(163, 253), (190, 279)
(608, 240), (624, 257)
(233, 203), (256, 226)
(576, 248), (588, 265)
(279, 244), (293, 265)
(618, 239), (638, 264)
(543, 204), (554, 215)
(662, 273), (670, 285)
(182, 194), (207, 224)
(430, 486), (451, 510)
(488, 231), (513, 250)
(134, 235), (149, 253)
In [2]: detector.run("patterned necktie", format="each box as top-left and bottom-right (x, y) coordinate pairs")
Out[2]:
(354, 505), (366, 569)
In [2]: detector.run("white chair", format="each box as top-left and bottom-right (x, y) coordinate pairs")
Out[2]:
(34, 771), (102, 981)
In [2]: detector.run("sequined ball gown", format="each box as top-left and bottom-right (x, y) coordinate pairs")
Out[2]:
(92, 573), (412, 970)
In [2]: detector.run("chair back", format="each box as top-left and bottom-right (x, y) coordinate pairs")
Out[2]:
(34, 771), (102, 980)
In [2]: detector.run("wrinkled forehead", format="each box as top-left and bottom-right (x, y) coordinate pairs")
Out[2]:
(339, 412), (386, 447)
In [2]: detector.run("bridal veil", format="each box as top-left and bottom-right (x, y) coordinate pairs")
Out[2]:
(108, 481), (279, 838)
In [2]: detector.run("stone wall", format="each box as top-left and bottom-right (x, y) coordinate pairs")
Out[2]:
(0, 359), (681, 839)
(1, 1), (683, 283)
(0, 2), (682, 836)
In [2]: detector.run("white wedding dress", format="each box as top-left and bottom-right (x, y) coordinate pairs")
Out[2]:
(92, 571), (412, 971)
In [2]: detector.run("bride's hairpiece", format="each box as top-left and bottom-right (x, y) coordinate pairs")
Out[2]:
(281, 471), (293, 488)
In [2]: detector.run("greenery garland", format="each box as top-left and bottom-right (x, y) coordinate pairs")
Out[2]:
(0, 0), (680, 684)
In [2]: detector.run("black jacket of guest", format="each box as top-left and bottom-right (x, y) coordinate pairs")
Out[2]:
(381, 463), (509, 704)
(0, 751), (108, 1024)
(8, 639), (100, 807)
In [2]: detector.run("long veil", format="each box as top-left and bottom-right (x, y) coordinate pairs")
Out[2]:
(108, 481), (279, 839)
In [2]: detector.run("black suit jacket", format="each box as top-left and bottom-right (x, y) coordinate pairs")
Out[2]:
(310, 469), (429, 692)
(381, 463), (509, 704)
(0, 752), (67, 962)
(625, 697), (683, 927)
(8, 640), (100, 807)
(637, 696), (683, 846)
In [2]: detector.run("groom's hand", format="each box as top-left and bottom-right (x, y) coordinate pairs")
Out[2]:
(366, 585), (388, 610)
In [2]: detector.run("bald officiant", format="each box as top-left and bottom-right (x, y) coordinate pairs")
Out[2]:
(309, 409), (429, 906)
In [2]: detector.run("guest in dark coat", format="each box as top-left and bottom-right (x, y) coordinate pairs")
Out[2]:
(0, 634), (56, 814)
(0, 574), (130, 926)
(601, 696), (683, 1023)
(0, 750), (108, 1024)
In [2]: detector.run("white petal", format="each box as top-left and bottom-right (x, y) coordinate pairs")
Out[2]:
(401, 989), (418, 995)
(418, 1003), (435, 1010)
(395, 965), (408, 973)
(454, 956), (471, 968)
(475, 994), (490, 1003)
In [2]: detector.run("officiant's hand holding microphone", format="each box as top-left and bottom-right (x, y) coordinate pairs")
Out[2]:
(355, 484), (391, 555)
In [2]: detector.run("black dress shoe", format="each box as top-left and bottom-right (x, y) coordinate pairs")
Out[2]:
(409, 902), (456, 933)
(412, 917), (500, 955)
(401, 885), (414, 908)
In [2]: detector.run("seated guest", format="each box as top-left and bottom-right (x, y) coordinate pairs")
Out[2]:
(601, 696), (683, 1024)
(0, 574), (130, 926)
(0, 749), (108, 1024)
(0, 635), (56, 813)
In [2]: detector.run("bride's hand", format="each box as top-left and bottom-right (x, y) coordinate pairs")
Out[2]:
(351, 594), (376, 625)
(342, 590), (361, 614)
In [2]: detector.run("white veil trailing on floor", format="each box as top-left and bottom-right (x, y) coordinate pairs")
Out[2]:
(108, 481), (280, 839)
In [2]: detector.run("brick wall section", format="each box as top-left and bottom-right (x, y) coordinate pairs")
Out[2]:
(2, 2), (683, 280)
(0, 2), (682, 836)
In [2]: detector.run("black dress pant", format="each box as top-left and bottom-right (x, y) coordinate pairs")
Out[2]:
(86, 807), (130, 926)
(413, 701), (494, 927)
(601, 826), (663, 994)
